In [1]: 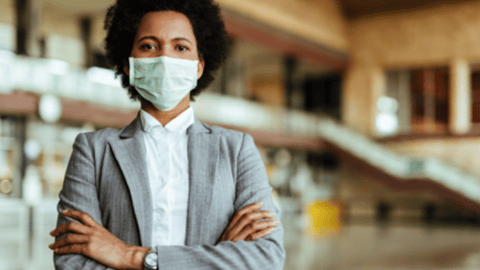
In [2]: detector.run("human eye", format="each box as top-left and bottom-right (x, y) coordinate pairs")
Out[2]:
(176, 45), (189, 52)
(140, 44), (156, 50)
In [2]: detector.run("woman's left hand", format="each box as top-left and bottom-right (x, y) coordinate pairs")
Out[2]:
(49, 209), (149, 270)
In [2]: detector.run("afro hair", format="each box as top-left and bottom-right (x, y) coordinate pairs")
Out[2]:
(104, 0), (228, 100)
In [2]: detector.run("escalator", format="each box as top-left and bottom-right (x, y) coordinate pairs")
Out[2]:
(194, 93), (480, 214)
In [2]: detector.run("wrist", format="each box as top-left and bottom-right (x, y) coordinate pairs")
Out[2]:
(126, 245), (151, 270)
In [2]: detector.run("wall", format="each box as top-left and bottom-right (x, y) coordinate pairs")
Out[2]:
(344, 1), (480, 135)
(217, 0), (349, 52)
(0, 0), (14, 25)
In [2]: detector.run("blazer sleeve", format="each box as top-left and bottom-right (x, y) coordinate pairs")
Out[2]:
(53, 133), (114, 270)
(155, 133), (286, 270)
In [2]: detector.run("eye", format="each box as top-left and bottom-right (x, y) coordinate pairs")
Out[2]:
(141, 44), (156, 50)
(177, 45), (189, 51)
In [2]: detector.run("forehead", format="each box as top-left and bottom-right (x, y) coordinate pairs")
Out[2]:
(135, 11), (196, 40)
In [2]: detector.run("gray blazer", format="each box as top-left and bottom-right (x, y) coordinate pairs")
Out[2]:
(54, 114), (285, 269)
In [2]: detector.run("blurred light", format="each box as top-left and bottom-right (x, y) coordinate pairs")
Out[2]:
(38, 94), (62, 123)
(376, 96), (399, 136)
(376, 113), (398, 136)
(24, 140), (41, 160)
(22, 165), (42, 205)
(47, 59), (69, 75)
(87, 67), (122, 87)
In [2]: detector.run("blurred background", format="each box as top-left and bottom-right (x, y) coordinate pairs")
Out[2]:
(2, 0), (480, 269)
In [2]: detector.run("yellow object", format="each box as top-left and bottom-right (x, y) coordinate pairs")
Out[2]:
(305, 201), (343, 237)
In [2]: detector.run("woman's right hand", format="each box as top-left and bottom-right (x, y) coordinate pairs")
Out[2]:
(220, 201), (280, 242)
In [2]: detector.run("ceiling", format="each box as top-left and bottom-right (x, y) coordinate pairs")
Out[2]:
(43, 0), (114, 15)
(40, 0), (476, 19)
(338, 0), (474, 19)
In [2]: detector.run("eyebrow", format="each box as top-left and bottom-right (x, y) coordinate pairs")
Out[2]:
(137, 36), (192, 45)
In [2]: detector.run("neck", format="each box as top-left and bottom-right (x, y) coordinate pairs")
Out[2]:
(140, 95), (190, 126)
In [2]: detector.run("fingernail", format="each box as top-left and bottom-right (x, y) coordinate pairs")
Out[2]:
(268, 212), (276, 217)
(61, 209), (67, 214)
(267, 228), (275, 234)
(256, 201), (263, 206)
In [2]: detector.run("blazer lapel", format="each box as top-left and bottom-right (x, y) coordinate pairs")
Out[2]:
(108, 114), (153, 247)
(185, 120), (219, 246)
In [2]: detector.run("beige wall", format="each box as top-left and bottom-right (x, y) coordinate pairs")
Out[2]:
(0, 0), (14, 25)
(344, 1), (480, 135)
(350, 2), (480, 67)
(217, 0), (349, 52)
(41, 2), (81, 39)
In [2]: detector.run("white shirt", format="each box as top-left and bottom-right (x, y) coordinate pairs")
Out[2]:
(140, 107), (194, 247)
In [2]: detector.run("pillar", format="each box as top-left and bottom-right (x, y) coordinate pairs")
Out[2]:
(80, 16), (93, 68)
(284, 55), (297, 109)
(15, 0), (42, 57)
(449, 59), (471, 134)
(422, 69), (436, 133)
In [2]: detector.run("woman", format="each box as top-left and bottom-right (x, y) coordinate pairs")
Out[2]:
(48, 0), (285, 269)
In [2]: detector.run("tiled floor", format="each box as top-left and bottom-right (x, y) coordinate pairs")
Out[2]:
(282, 213), (480, 270)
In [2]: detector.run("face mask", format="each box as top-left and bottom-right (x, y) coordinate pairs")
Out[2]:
(129, 56), (199, 111)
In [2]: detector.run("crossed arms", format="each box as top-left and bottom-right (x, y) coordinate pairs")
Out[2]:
(50, 132), (285, 269)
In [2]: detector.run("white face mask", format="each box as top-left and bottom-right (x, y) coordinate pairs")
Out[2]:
(129, 56), (199, 111)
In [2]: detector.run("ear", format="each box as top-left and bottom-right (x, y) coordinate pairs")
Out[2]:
(197, 58), (205, 80)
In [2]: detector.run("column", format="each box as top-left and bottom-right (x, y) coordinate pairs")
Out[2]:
(15, 0), (42, 57)
(397, 70), (411, 133)
(422, 69), (436, 133)
(284, 55), (297, 109)
(80, 16), (93, 68)
(449, 59), (471, 134)
(223, 40), (245, 98)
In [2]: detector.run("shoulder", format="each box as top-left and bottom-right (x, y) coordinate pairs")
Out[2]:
(84, 127), (120, 142)
(73, 127), (122, 150)
(197, 122), (258, 154)
(199, 122), (250, 143)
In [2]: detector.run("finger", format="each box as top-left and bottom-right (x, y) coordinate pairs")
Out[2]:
(227, 202), (263, 229)
(233, 219), (279, 242)
(61, 209), (98, 227)
(52, 244), (85, 255)
(49, 233), (89, 250)
(228, 210), (276, 237)
(245, 227), (276, 241)
(50, 221), (90, 237)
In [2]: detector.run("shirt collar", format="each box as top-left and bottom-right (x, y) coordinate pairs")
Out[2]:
(140, 107), (194, 135)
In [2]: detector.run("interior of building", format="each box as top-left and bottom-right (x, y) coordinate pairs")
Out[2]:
(1, 0), (480, 269)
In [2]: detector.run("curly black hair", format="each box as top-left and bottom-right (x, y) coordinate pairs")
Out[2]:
(104, 0), (228, 100)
